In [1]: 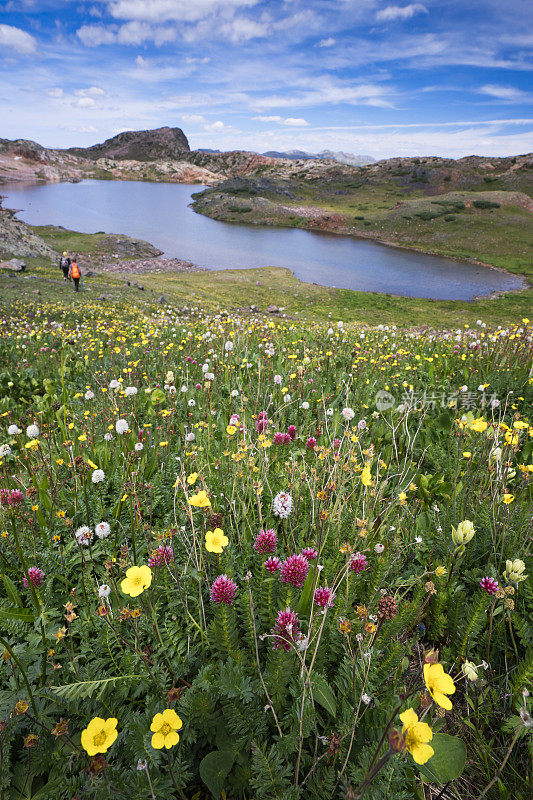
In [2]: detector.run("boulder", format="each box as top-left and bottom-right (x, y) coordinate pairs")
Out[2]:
(0, 258), (26, 272)
(266, 304), (280, 314)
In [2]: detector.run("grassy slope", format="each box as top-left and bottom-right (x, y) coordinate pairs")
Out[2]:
(1, 224), (532, 328)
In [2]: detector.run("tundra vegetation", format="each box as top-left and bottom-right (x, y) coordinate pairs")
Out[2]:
(0, 295), (531, 799)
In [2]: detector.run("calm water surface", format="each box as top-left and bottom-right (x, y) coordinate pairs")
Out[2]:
(2, 180), (522, 300)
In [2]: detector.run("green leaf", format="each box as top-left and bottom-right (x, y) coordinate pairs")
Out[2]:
(418, 733), (466, 784)
(199, 749), (235, 799)
(298, 569), (315, 617)
(48, 674), (143, 701)
(0, 606), (34, 622)
(1, 573), (23, 607)
(150, 388), (166, 405)
(312, 674), (336, 717)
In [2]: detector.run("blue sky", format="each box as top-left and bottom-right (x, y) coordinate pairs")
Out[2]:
(0, 0), (532, 158)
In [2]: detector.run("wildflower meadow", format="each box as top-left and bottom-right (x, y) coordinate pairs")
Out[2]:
(0, 300), (531, 799)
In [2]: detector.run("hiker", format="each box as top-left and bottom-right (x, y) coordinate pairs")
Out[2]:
(59, 251), (71, 280)
(69, 256), (81, 292)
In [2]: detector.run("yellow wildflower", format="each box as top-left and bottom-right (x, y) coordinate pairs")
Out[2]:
(186, 472), (198, 485)
(423, 662), (456, 710)
(360, 465), (372, 487)
(120, 565), (152, 597)
(399, 708), (434, 765)
(205, 528), (229, 553)
(502, 494), (515, 504)
(188, 490), (211, 508)
(150, 709), (183, 750)
(81, 717), (118, 756)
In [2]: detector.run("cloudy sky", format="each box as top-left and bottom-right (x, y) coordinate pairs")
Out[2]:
(1, 0), (532, 159)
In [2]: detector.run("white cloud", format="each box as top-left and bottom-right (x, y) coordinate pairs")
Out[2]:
(75, 86), (106, 97)
(317, 37), (336, 47)
(218, 17), (269, 42)
(75, 96), (97, 108)
(479, 84), (528, 101)
(108, 0), (258, 24)
(254, 115), (309, 127)
(204, 120), (226, 131)
(185, 56), (211, 64)
(46, 88), (64, 98)
(376, 4), (428, 22)
(252, 79), (394, 111)
(77, 20), (177, 46)
(182, 113), (207, 123)
(77, 24), (117, 46)
(0, 23), (37, 54)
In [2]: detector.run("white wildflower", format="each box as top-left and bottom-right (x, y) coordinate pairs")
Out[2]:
(115, 419), (130, 435)
(26, 424), (39, 439)
(95, 521), (111, 539)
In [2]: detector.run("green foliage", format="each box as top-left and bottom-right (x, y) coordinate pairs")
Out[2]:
(0, 301), (531, 799)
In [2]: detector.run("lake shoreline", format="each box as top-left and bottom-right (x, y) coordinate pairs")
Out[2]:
(188, 203), (529, 300)
(1, 179), (526, 301)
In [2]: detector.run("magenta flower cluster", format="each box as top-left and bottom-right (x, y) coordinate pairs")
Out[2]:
(264, 556), (281, 573)
(280, 553), (310, 588)
(349, 552), (369, 573)
(256, 411), (270, 433)
(0, 488), (25, 508)
(254, 529), (278, 554)
(273, 607), (300, 651)
(148, 545), (174, 568)
(314, 587), (336, 608)
(302, 548), (318, 561)
(210, 574), (237, 605)
(480, 576), (499, 595)
(23, 567), (45, 588)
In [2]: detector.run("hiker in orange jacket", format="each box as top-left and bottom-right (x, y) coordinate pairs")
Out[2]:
(69, 256), (81, 292)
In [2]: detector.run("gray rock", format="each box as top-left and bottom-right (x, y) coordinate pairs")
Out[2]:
(157, 295), (166, 304)
(0, 258), (26, 272)
(250, 305), (259, 313)
(266, 304), (280, 314)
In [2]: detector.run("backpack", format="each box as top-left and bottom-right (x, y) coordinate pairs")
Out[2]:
(60, 256), (67, 268)
(71, 262), (80, 279)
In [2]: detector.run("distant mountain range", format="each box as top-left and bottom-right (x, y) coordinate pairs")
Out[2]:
(199, 148), (375, 166)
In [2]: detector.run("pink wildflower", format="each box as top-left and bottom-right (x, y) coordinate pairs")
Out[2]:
(254, 529), (278, 554)
(0, 489), (25, 508)
(349, 552), (369, 573)
(273, 432), (286, 445)
(314, 587), (336, 608)
(148, 545), (174, 568)
(280, 554), (310, 588)
(302, 547), (318, 561)
(273, 607), (300, 651)
(480, 576), (499, 595)
(306, 437), (317, 449)
(210, 574), (237, 605)
(264, 556), (281, 573)
(23, 567), (44, 588)
(287, 425), (297, 440)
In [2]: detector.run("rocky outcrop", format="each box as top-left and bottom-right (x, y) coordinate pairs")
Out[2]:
(0, 203), (56, 259)
(65, 126), (190, 161)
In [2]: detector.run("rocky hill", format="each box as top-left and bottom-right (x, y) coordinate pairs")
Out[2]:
(1, 128), (531, 202)
(65, 126), (190, 161)
(262, 149), (375, 166)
